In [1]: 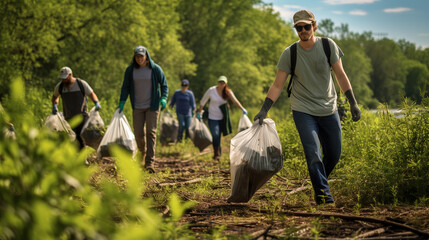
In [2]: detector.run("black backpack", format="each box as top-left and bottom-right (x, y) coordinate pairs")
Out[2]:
(287, 37), (331, 97)
(58, 78), (85, 96)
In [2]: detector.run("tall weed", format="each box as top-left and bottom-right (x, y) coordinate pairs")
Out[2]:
(276, 98), (429, 205)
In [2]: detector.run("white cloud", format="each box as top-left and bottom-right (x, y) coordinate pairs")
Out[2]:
(270, 5), (302, 20)
(332, 11), (344, 15)
(349, 10), (367, 16)
(418, 33), (429, 37)
(384, 7), (412, 13)
(324, 0), (379, 4)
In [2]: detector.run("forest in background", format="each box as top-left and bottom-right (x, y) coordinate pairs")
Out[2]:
(1, 0), (428, 112)
(1, 1), (429, 238)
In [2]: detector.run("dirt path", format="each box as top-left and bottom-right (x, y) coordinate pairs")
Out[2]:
(93, 142), (429, 239)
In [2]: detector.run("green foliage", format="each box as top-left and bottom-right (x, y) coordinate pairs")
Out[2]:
(0, 78), (196, 239)
(364, 38), (408, 106)
(275, 95), (429, 206)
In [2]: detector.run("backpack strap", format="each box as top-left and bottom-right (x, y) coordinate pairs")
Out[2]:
(76, 78), (85, 96)
(287, 38), (331, 98)
(59, 78), (85, 97)
(321, 37), (331, 67)
(286, 42), (297, 97)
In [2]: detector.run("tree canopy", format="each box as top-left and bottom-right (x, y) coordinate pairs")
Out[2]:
(1, 0), (428, 109)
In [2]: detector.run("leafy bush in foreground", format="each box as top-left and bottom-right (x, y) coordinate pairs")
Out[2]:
(0, 78), (195, 239)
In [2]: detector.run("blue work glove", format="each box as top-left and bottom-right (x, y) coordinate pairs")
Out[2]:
(242, 108), (247, 115)
(52, 103), (58, 115)
(94, 101), (101, 111)
(9, 123), (14, 132)
(160, 97), (167, 110)
(118, 101), (125, 113)
(196, 112), (201, 121)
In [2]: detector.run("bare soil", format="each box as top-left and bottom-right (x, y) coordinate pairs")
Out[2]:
(91, 144), (429, 239)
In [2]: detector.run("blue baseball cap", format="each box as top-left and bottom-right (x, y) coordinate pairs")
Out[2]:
(182, 79), (189, 85)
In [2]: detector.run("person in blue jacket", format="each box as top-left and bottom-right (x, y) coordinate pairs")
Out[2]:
(169, 79), (196, 141)
(117, 46), (168, 172)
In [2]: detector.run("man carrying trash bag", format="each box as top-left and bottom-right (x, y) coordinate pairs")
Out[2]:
(51, 66), (102, 150)
(254, 10), (361, 205)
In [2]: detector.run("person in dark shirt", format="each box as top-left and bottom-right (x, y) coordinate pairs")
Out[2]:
(169, 79), (196, 141)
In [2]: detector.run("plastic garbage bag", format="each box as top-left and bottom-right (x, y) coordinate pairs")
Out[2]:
(159, 110), (178, 145)
(238, 113), (252, 132)
(44, 112), (76, 141)
(97, 109), (137, 158)
(80, 107), (105, 149)
(188, 116), (212, 152)
(227, 118), (283, 203)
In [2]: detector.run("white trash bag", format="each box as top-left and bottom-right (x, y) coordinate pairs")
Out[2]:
(80, 107), (105, 150)
(238, 113), (252, 132)
(227, 118), (283, 203)
(188, 116), (212, 152)
(97, 109), (137, 158)
(44, 113), (76, 141)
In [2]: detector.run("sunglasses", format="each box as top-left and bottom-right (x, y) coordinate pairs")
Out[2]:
(295, 24), (312, 32)
(181, 84), (188, 87)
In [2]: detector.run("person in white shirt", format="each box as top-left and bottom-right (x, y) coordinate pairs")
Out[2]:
(197, 76), (247, 160)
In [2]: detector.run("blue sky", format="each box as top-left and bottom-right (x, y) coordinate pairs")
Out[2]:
(263, 0), (429, 49)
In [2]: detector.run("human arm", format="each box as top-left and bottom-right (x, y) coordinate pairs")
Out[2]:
(254, 69), (288, 124)
(88, 92), (101, 110)
(51, 94), (59, 114)
(227, 90), (247, 114)
(196, 88), (211, 120)
(169, 94), (175, 108)
(190, 91), (196, 112)
(332, 58), (361, 121)
(158, 67), (168, 110)
(118, 66), (132, 112)
(197, 88), (211, 113)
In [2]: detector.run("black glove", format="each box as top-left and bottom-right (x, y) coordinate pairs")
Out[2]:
(345, 90), (361, 122)
(254, 97), (274, 125)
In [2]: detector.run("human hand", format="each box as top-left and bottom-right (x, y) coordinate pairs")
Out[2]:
(344, 90), (361, 122)
(118, 101), (125, 113)
(242, 108), (247, 115)
(254, 110), (267, 125)
(94, 101), (101, 111)
(52, 103), (58, 115)
(196, 112), (201, 121)
(160, 98), (167, 110)
(9, 123), (14, 132)
(350, 104), (361, 122)
(254, 98), (273, 125)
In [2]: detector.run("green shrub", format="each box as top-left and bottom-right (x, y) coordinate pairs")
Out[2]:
(276, 98), (429, 206)
(0, 78), (195, 239)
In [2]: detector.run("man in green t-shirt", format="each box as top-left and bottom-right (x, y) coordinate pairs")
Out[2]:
(254, 9), (361, 205)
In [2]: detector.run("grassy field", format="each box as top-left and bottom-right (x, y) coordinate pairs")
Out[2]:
(1, 79), (428, 239)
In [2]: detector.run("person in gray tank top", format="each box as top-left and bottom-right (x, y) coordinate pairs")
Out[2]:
(254, 9), (361, 206)
(51, 66), (102, 150)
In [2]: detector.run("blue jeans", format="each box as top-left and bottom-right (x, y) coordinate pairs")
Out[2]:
(208, 119), (222, 149)
(292, 110), (342, 204)
(177, 114), (192, 140)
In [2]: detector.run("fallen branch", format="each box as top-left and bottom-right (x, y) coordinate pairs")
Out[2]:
(158, 177), (202, 187)
(249, 208), (429, 238)
(160, 205), (170, 217)
(252, 224), (273, 240)
(355, 227), (387, 238)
